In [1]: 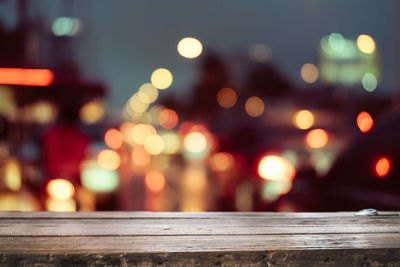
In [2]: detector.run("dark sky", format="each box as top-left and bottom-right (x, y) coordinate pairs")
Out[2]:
(0, 0), (396, 108)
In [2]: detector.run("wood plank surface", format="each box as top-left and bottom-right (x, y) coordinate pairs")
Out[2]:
(0, 212), (399, 266)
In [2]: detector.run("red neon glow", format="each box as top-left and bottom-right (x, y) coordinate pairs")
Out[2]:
(0, 68), (54, 86)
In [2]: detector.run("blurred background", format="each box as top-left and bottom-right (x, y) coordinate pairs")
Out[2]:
(0, 0), (399, 212)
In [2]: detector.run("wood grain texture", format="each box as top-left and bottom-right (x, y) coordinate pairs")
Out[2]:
(0, 212), (399, 266)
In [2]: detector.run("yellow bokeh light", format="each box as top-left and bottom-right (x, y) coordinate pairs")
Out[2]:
(209, 152), (234, 172)
(46, 179), (75, 200)
(80, 99), (105, 124)
(293, 110), (315, 130)
(4, 158), (21, 191)
(357, 34), (376, 54)
(217, 87), (237, 108)
(131, 124), (156, 145)
(177, 37), (203, 59)
(145, 170), (166, 193)
(258, 155), (296, 181)
(183, 168), (207, 192)
(46, 197), (76, 211)
(300, 63), (319, 83)
(105, 128), (124, 150)
(129, 93), (149, 113)
(120, 122), (136, 142)
(31, 101), (57, 124)
(306, 129), (329, 149)
(245, 96), (264, 117)
(151, 68), (173, 90)
(144, 134), (164, 155)
(184, 132), (207, 153)
(138, 83), (158, 104)
(97, 149), (121, 170)
(161, 132), (181, 154)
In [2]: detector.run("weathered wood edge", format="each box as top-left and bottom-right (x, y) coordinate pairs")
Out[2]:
(1, 249), (400, 267)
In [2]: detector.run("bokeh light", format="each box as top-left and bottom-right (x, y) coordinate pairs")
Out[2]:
(161, 131), (181, 154)
(158, 109), (179, 129)
(144, 134), (164, 155)
(145, 170), (166, 193)
(362, 72), (377, 92)
(177, 37), (203, 59)
(328, 33), (345, 52)
(258, 155), (296, 181)
(151, 68), (173, 89)
(209, 152), (234, 172)
(4, 158), (21, 191)
(46, 198), (76, 211)
(293, 110), (314, 130)
(132, 145), (151, 167)
(245, 96), (264, 117)
(97, 149), (121, 170)
(217, 87), (237, 108)
(104, 128), (124, 149)
(262, 180), (293, 201)
(357, 34), (376, 54)
(80, 99), (105, 124)
(249, 44), (271, 63)
(306, 129), (329, 148)
(128, 93), (149, 113)
(120, 122), (136, 142)
(300, 63), (319, 83)
(131, 124), (156, 145)
(375, 157), (391, 178)
(31, 101), (57, 124)
(138, 83), (158, 104)
(356, 111), (374, 133)
(52, 17), (81, 37)
(81, 160), (119, 193)
(184, 132), (207, 153)
(46, 179), (75, 200)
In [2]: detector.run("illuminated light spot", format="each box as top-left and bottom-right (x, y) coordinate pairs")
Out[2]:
(0, 68), (54, 86)
(52, 17), (81, 37)
(306, 129), (329, 149)
(0, 193), (39, 211)
(31, 101), (57, 124)
(209, 152), (234, 172)
(151, 68), (173, 89)
(300, 63), (319, 83)
(131, 124), (156, 145)
(178, 121), (196, 136)
(46, 179), (75, 200)
(183, 168), (207, 192)
(46, 198), (76, 211)
(184, 132), (207, 153)
(80, 99), (105, 124)
(328, 33), (345, 52)
(258, 155), (296, 181)
(144, 134), (164, 155)
(177, 37), (203, 59)
(357, 34), (376, 54)
(138, 83), (158, 103)
(145, 170), (166, 193)
(310, 151), (334, 176)
(262, 180), (293, 201)
(375, 157), (391, 178)
(245, 96), (264, 117)
(161, 131), (181, 154)
(120, 122), (136, 142)
(217, 87), (237, 108)
(149, 105), (165, 125)
(158, 109), (179, 129)
(281, 150), (298, 167)
(97, 149), (121, 170)
(362, 72), (377, 92)
(81, 160), (119, 193)
(4, 158), (21, 191)
(356, 111), (374, 133)
(104, 128), (124, 150)
(132, 145), (151, 167)
(129, 93), (149, 113)
(249, 44), (271, 63)
(293, 110), (315, 130)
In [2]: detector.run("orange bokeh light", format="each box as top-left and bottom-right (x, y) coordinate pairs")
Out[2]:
(217, 87), (237, 108)
(104, 128), (124, 149)
(258, 155), (296, 181)
(357, 111), (374, 133)
(0, 68), (54, 86)
(132, 145), (151, 167)
(131, 124), (156, 145)
(46, 179), (75, 200)
(209, 152), (234, 172)
(375, 157), (391, 178)
(145, 170), (166, 193)
(97, 149), (121, 170)
(158, 109), (179, 129)
(306, 129), (329, 148)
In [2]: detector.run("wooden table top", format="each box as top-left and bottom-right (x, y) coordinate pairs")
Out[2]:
(1, 211), (400, 266)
